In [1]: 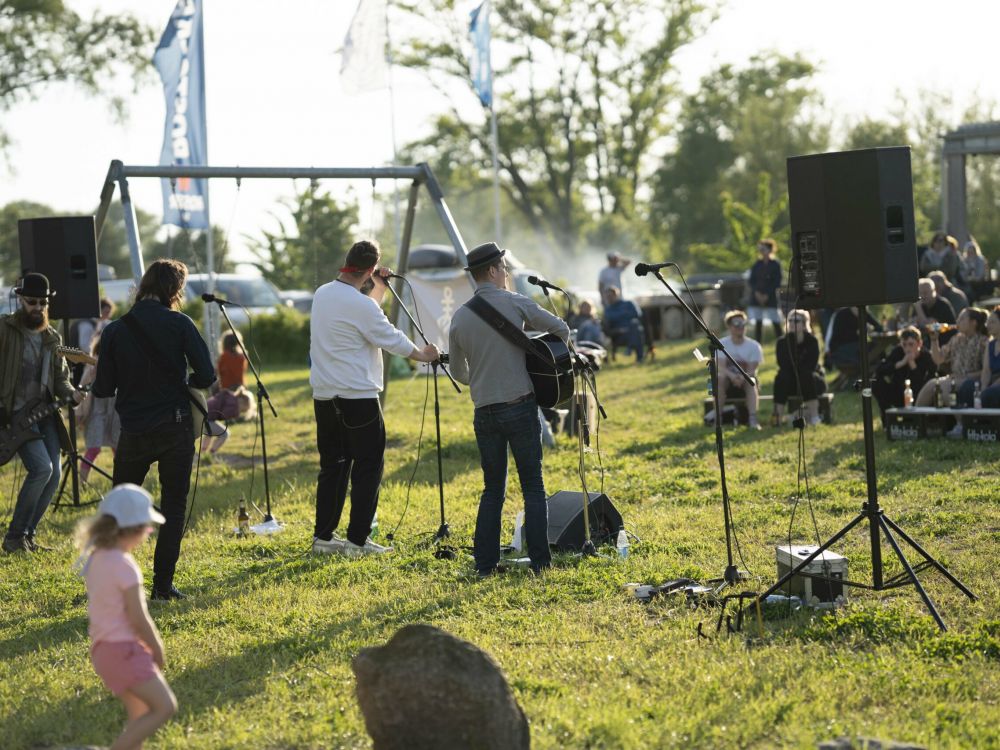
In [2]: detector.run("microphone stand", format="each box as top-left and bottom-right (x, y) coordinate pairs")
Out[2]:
(540, 285), (607, 556)
(209, 299), (281, 529)
(641, 267), (752, 588)
(381, 278), (462, 560)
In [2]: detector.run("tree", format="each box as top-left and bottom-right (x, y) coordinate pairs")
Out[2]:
(0, 0), (153, 148)
(247, 183), (358, 290)
(396, 0), (713, 255)
(689, 172), (789, 273)
(649, 53), (828, 268)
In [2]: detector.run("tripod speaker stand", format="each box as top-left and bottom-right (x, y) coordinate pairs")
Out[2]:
(746, 305), (976, 630)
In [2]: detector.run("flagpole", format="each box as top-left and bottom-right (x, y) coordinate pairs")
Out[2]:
(385, 0), (401, 249)
(201, 0), (217, 353)
(489, 102), (501, 246)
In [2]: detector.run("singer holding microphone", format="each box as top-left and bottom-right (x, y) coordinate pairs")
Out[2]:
(309, 240), (440, 557)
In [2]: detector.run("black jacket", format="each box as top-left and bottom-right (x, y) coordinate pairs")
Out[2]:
(93, 299), (215, 433)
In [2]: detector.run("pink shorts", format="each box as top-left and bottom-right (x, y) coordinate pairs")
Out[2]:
(91, 640), (159, 696)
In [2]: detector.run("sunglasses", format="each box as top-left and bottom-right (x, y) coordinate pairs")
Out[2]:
(22, 297), (48, 308)
(729, 321), (746, 328)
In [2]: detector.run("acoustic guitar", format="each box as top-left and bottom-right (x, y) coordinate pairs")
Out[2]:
(526, 333), (574, 409)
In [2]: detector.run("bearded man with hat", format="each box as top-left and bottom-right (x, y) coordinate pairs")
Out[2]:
(1, 272), (84, 554)
(448, 242), (570, 576)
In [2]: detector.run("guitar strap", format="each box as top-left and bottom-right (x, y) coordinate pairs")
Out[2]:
(464, 295), (534, 355)
(120, 313), (210, 423)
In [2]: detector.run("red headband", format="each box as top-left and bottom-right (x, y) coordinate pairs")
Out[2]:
(340, 265), (374, 274)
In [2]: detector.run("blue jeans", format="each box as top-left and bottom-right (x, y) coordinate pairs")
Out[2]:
(7, 416), (62, 541)
(611, 321), (644, 361)
(473, 397), (550, 573)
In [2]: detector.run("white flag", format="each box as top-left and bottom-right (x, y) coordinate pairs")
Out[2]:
(341, 0), (388, 94)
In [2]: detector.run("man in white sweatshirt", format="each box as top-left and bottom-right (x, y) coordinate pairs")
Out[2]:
(309, 240), (439, 556)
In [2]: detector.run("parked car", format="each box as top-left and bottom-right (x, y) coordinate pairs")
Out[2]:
(184, 274), (292, 327)
(278, 289), (314, 314)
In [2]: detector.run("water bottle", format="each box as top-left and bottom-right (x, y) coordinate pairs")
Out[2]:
(512, 511), (524, 552)
(707, 376), (713, 396)
(903, 379), (913, 408)
(616, 528), (629, 559)
(974, 382), (982, 409)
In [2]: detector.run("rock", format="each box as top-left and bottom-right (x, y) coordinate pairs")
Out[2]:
(353, 624), (530, 750)
(818, 737), (927, 750)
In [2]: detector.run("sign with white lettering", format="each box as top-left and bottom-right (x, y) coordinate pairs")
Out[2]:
(154, 0), (209, 229)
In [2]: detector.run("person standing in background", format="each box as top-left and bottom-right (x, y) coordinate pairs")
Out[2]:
(747, 239), (783, 343)
(598, 252), (631, 306)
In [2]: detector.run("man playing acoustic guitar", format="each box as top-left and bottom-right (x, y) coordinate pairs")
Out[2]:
(448, 242), (570, 577)
(1, 273), (84, 554)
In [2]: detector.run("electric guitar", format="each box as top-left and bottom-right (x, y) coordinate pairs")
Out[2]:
(56, 346), (98, 366)
(526, 333), (574, 409)
(0, 398), (63, 467)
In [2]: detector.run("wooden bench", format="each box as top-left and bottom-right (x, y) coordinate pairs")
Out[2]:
(884, 407), (1000, 441)
(702, 393), (835, 426)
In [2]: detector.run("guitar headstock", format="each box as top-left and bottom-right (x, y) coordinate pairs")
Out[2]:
(56, 346), (97, 366)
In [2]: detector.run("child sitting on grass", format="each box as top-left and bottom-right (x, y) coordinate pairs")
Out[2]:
(200, 385), (256, 458)
(75, 484), (177, 750)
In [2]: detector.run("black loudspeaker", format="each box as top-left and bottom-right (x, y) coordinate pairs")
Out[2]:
(18, 215), (101, 321)
(546, 491), (624, 551)
(786, 147), (919, 309)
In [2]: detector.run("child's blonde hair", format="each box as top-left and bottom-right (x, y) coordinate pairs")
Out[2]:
(75, 514), (147, 552)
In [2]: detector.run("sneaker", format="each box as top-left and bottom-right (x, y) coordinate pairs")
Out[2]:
(748, 417), (762, 431)
(946, 424), (964, 439)
(312, 532), (348, 555)
(25, 535), (53, 552)
(341, 537), (393, 556)
(808, 416), (823, 427)
(2, 536), (31, 554)
(150, 586), (187, 601)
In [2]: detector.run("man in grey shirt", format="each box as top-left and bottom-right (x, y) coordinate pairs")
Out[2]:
(449, 242), (570, 577)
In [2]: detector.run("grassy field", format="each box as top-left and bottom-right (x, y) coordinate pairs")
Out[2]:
(1, 339), (999, 749)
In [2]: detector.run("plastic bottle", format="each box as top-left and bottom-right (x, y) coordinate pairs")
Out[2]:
(707, 376), (713, 396)
(974, 382), (982, 409)
(616, 528), (629, 559)
(237, 499), (250, 537)
(903, 379), (913, 408)
(512, 511), (524, 552)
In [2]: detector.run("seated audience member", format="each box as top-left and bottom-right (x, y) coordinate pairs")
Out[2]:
(217, 332), (248, 390)
(824, 306), (882, 372)
(773, 310), (827, 427)
(747, 238), (783, 343)
(569, 300), (606, 346)
(959, 238), (988, 299)
(714, 309), (764, 430)
(602, 287), (644, 362)
(917, 307), (988, 407)
(873, 326), (936, 422)
(957, 305), (1000, 411)
(919, 232), (960, 280)
(909, 277), (956, 327)
(928, 270), (968, 316)
(200, 385), (256, 458)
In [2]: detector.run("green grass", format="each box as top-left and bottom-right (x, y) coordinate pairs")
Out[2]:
(2, 339), (999, 749)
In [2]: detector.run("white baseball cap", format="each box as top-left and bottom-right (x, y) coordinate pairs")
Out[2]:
(98, 484), (166, 527)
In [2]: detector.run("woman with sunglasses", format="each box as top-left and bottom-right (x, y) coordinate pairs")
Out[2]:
(772, 309), (827, 426)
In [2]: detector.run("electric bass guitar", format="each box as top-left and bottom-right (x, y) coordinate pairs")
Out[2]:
(526, 333), (574, 409)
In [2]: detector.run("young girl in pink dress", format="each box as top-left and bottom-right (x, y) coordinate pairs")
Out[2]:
(75, 484), (177, 750)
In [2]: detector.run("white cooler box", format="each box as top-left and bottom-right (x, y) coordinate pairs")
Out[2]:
(775, 545), (848, 605)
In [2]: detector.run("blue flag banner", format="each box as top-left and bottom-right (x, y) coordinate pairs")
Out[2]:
(469, 0), (492, 108)
(154, 0), (209, 229)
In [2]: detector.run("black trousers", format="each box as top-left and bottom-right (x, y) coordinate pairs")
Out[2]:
(112, 418), (194, 592)
(773, 370), (827, 404)
(314, 398), (385, 546)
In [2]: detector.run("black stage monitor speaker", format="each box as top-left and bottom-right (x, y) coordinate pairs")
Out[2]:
(786, 147), (919, 310)
(18, 215), (101, 321)
(547, 491), (624, 551)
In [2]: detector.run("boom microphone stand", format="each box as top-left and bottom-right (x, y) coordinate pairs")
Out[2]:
(538, 282), (607, 556)
(637, 263), (751, 587)
(381, 278), (462, 559)
(743, 304), (976, 631)
(206, 297), (281, 527)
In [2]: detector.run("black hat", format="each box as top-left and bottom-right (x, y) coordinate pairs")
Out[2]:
(464, 242), (506, 271)
(15, 272), (56, 299)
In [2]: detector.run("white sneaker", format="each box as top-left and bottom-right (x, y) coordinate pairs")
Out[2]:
(341, 537), (394, 556)
(312, 532), (348, 554)
(946, 424), (964, 439)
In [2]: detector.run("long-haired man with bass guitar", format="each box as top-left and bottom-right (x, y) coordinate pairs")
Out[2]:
(448, 242), (570, 577)
(1, 273), (84, 554)
(93, 260), (215, 600)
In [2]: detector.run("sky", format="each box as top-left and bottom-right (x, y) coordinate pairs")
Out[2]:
(1, 0), (997, 280)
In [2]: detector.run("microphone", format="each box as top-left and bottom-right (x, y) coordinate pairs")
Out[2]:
(201, 292), (235, 305)
(634, 261), (676, 277)
(527, 275), (565, 293)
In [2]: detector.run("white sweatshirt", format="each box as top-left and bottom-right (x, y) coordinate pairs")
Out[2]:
(309, 279), (416, 400)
